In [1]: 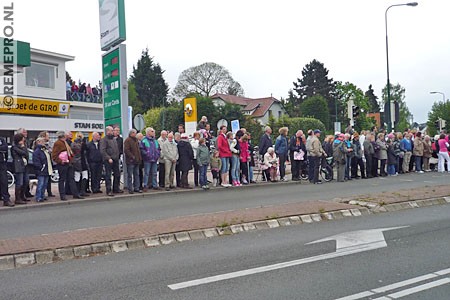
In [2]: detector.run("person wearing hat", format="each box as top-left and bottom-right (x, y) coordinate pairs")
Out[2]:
(177, 133), (194, 189)
(333, 133), (347, 182)
(351, 132), (365, 179)
(52, 130), (83, 200)
(309, 129), (327, 184)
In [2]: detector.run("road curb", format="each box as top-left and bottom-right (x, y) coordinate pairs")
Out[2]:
(0, 196), (448, 271)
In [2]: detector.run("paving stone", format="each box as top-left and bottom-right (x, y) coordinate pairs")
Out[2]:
(217, 227), (233, 236)
(374, 206), (387, 213)
(254, 221), (270, 230)
(55, 248), (75, 260)
(300, 215), (313, 223)
(416, 200), (427, 207)
(73, 245), (92, 257)
(144, 236), (161, 247)
(358, 207), (371, 215)
(431, 199), (441, 205)
(350, 209), (362, 217)
(340, 210), (353, 217)
(310, 214), (322, 222)
(409, 201), (419, 208)
(277, 218), (291, 226)
(400, 203), (412, 210)
(330, 211), (344, 219)
(348, 200), (358, 205)
(230, 225), (244, 233)
(189, 230), (206, 240)
(437, 198), (447, 205)
(444, 197), (450, 203)
(159, 234), (176, 245)
(175, 232), (191, 242)
(126, 239), (145, 249)
(242, 223), (257, 231)
(266, 220), (280, 228)
(203, 228), (219, 238)
(110, 241), (128, 252)
(385, 204), (397, 212)
(14, 253), (36, 268)
(288, 216), (302, 225)
(0, 255), (15, 270)
(35, 251), (55, 264)
(90, 243), (111, 254)
(321, 212), (333, 220)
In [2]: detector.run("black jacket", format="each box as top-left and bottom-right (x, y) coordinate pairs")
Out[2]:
(177, 140), (193, 172)
(86, 141), (103, 164)
(289, 136), (307, 156)
(0, 137), (7, 163)
(11, 144), (27, 173)
(259, 134), (272, 156)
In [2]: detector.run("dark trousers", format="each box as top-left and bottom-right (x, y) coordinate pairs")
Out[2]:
(409, 155), (415, 172)
(240, 161), (249, 181)
(372, 157), (379, 177)
(158, 162), (165, 188)
(365, 154), (373, 177)
(192, 159), (199, 186)
(104, 160), (120, 193)
(46, 175), (53, 195)
(311, 156), (321, 183)
(176, 164), (181, 187)
(291, 159), (303, 180)
(380, 159), (387, 176)
(181, 170), (189, 187)
(57, 164), (78, 198)
(0, 164), (10, 201)
(351, 157), (366, 178)
(308, 156), (314, 181)
(139, 162), (144, 189)
(90, 162), (103, 192)
(278, 154), (287, 179)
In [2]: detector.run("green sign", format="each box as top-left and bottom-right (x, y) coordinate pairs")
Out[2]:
(102, 47), (121, 121)
(99, 0), (126, 51)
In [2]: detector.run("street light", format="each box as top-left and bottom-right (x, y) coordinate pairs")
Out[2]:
(385, 2), (418, 132)
(430, 91), (446, 102)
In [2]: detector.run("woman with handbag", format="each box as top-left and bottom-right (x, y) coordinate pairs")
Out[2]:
(11, 133), (28, 204)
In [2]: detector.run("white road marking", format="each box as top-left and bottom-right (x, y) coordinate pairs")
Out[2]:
(168, 227), (407, 290)
(335, 268), (450, 300)
(374, 278), (450, 299)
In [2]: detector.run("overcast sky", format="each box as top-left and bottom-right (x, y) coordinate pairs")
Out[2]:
(15, 0), (449, 123)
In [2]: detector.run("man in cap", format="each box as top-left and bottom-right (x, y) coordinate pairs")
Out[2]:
(309, 129), (327, 184)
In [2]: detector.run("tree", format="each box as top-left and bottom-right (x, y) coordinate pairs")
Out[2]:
(130, 48), (169, 111)
(365, 84), (380, 113)
(427, 100), (450, 135)
(300, 95), (330, 129)
(128, 81), (144, 115)
(173, 62), (244, 99)
(382, 83), (412, 131)
(66, 71), (72, 82)
(292, 59), (336, 122)
(282, 89), (301, 117)
(335, 81), (374, 132)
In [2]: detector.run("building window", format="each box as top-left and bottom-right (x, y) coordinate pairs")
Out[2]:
(25, 62), (55, 89)
(278, 111), (282, 119)
(269, 110), (273, 118)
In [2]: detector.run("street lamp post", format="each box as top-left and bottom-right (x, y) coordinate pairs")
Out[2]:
(385, 2), (418, 132)
(430, 91), (446, 103)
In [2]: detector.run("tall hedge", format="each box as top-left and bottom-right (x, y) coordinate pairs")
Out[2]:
(268, 116), (326, 140)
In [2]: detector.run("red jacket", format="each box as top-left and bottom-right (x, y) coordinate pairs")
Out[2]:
(217, 134), (231, 158)
(239, 140), (250, 162)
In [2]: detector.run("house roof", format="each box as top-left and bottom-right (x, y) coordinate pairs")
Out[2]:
(211, 93), (282, 118)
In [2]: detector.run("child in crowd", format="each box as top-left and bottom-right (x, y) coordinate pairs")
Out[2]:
(196, 138), (211, 190)
(210, 150), (222, 187)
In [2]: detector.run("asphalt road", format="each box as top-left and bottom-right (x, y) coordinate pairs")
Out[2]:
(1, 203), (450, 299)
(0, 172), (449, 239)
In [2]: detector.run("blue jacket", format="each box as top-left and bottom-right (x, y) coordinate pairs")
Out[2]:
(400, 138), (412, 152)
(275, 135), (288, 156)
(140, 136), (160, 163)
(33, 145), (49, 176)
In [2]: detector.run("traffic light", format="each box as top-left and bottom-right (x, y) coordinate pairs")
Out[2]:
(352, 106), (360, 118)
(442, 119), (446, 129)
(435, 120), (440, 129)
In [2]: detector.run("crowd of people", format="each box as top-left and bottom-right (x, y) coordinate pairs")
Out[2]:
(66, 80), (102, 103)
(1, 119), (449, 208)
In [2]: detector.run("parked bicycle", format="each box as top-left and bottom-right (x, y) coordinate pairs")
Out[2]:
(300, 156), (334, 182)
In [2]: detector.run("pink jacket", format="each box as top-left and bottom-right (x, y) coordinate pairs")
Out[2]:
(239, 140), (249, 162)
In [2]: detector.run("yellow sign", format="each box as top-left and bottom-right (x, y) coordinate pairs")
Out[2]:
(0, 97), (70, 116)
(184, 97), (197, 123)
